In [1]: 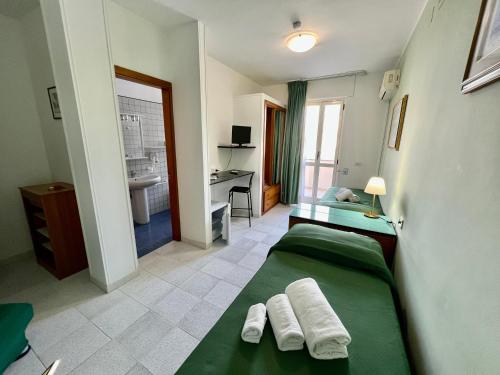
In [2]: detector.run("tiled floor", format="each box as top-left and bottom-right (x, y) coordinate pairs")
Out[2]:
(1, 204), (292, 375)
(134, 210), (173, 258)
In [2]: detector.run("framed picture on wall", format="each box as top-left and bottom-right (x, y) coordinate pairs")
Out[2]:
(47, 86), (62, 119)
(388, 94), (408, 151)
(462, 0), (500, 93)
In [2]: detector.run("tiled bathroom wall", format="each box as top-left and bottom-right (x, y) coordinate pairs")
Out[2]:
(118, 96), (169, 214)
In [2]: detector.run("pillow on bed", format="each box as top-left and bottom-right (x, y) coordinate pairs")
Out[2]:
(269, 224), (394, 289)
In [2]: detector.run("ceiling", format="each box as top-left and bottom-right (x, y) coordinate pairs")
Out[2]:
(118, 0), (427, 85)
(2, 0), (427, 85)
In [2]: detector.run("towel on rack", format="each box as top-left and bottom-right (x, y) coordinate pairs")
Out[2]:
(266, 294), (304, 351)
(286, 278), (351, 359)
(241, 303), (267, 344)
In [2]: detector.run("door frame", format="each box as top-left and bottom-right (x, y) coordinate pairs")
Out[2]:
(114, 66), (181, 241)
(301, 99), (345, 203)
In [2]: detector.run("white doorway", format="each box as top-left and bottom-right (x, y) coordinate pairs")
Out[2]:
(300, 100), (344, 203)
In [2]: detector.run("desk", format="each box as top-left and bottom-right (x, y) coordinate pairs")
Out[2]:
(210, 170), (253, 185)
(289, 203), (397, 268)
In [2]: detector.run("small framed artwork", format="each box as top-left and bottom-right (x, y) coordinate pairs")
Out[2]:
(388, 94), (408, 151)
(462, 0), (500, 93)
(47, 86), (62, 119)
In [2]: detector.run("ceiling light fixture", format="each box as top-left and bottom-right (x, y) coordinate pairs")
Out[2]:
(286, 21), (317, 53)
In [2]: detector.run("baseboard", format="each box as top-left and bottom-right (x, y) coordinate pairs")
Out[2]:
(181, 236), (210, 250)
(0, 251), (34, 266)
(90, 269), (139, 293)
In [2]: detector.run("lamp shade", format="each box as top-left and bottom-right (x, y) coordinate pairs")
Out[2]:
(364, 177), (386, 195)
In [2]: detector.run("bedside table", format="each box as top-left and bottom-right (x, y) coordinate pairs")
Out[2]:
(289, 203), (397, 268)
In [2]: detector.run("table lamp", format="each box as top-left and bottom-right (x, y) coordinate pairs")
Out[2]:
(364, 177), (386, 218)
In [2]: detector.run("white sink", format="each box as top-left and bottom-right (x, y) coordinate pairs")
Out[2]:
(128, 173), (161, 190)
(128, 173), (161, 224)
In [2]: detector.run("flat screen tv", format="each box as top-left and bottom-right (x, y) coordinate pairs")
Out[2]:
(231, 125), (251, 146)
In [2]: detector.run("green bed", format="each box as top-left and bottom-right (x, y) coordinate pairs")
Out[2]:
(177, 224), (410, 375)
(318, 187), (384, 215)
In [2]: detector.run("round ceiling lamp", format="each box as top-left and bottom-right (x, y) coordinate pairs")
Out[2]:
(286, 21), (317, 53)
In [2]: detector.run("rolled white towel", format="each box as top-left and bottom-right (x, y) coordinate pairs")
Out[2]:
(241, 303), (267, 344)
(285, 278), (351, 360)
(348, 194), (360, 203)
(266, 294), (304, 351)
(335, 188), (354, 202)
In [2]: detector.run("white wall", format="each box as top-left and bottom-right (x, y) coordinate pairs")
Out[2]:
(230, 94), (284, 216)
(41, 0), (138, 290)
(263, 73), (388, 189)
(115, 78), (162, 103)
(206, 56), (262, 171)
(0, 13), (52, 262)
(108, 1), (211, 248)
(379, 1), (500, 374)
(20, 6), (73, 183)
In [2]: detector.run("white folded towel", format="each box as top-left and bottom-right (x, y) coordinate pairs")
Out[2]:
(348, 194), (360, 203)
(285, 278), (351, 360)
(241, 303), (267, 344)
(335, 188), (354, 202)
(266, 294), (304, 351)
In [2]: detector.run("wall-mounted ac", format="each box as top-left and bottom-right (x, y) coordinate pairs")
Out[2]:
(379, 70), (400, 101)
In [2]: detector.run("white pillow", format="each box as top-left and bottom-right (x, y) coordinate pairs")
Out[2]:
(335, 189), (354, 201)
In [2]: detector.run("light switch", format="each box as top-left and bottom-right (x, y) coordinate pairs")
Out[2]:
(397, 217), (404, 230)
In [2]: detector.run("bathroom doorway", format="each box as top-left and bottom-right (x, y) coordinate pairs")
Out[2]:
(115, 66), (180, 257)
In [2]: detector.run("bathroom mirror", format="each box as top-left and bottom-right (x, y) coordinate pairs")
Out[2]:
(121, 113), (145, 160)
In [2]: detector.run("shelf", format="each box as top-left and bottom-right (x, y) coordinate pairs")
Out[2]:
(34, 212), (46, 221)
(125, 156), (149, 161)
(217, 145), (256, 149)
(211, 200), (228, 213)
(42, 241), (54, 252)
(145, 146), (166, 150)
(36, 227), (50, 238)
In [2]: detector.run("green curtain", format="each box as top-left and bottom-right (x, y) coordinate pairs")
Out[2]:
(272, 110), (282, 184)
(281, 80), (307, 204)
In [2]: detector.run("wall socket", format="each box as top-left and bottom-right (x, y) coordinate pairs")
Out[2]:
(397, 217), (405, 230)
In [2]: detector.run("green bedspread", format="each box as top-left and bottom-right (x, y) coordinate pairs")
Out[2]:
(177, 224), (409, 375)
(318, 187), (384, 215)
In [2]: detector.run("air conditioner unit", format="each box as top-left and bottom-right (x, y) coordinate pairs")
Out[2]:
(379, 70), (400, 101)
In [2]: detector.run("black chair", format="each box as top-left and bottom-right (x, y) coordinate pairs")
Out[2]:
(228, 172), (254, 227)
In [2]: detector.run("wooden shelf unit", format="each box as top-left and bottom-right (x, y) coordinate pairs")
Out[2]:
(19, 182), (87, 279)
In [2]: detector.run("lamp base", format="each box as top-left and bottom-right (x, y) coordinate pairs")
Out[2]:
(364, 211), (380, 219)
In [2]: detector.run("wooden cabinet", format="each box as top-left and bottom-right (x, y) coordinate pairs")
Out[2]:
(19, 182), (87, 279)
(263, 184), (280, 213)
(262, 100), (286, 214)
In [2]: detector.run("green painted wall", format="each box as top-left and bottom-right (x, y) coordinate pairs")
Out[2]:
(380, 0), (500, 373)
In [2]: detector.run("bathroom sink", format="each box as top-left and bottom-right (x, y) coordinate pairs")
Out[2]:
(128, 173), (161, 190)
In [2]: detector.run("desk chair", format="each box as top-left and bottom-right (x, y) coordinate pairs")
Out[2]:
(228, 172), (254, 227)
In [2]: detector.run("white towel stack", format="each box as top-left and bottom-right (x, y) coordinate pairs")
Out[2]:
(266, 294), (304, 351)
(241, 303), (267, 343)
(335, 188), (354, 202)
(286, 278), (351, 360)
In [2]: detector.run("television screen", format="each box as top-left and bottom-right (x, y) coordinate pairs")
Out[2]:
(231, 125), (251, 145)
